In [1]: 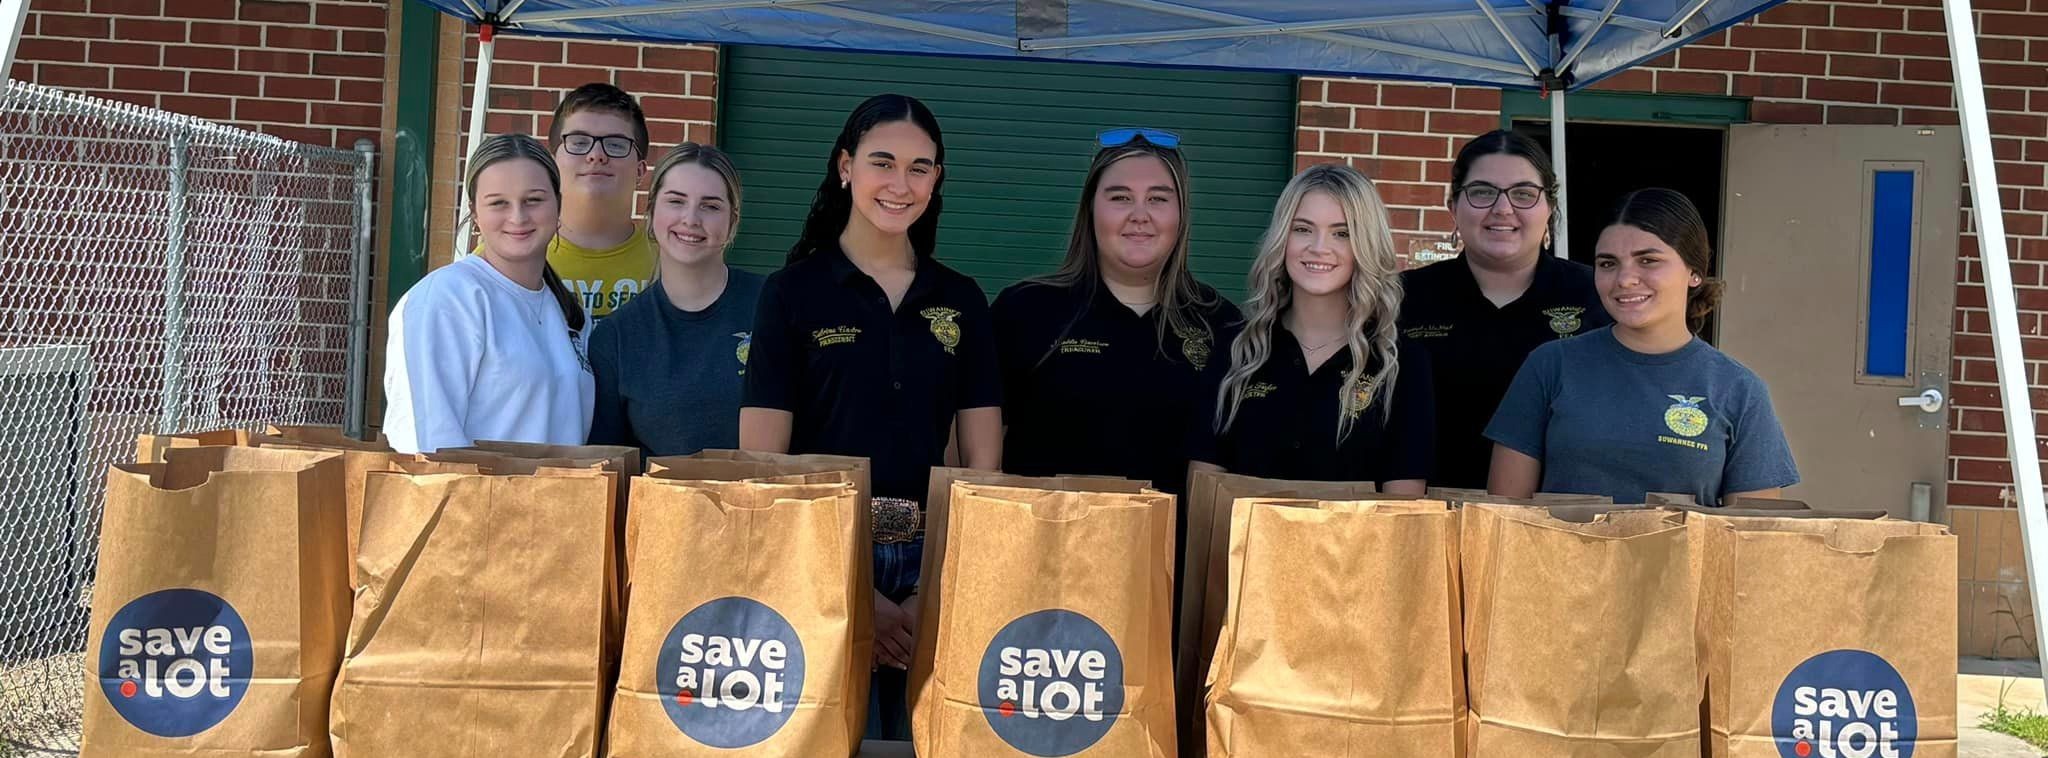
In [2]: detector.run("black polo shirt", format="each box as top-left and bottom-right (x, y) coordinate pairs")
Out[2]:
(992, 279), (1241, 495)
(743, 244), (1002, 501)
(1194, 327), (1434, 483)
(1397, 253), (1608, 489)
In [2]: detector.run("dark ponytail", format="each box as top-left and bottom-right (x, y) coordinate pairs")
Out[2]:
(789, 93), (946, 264)
(1608, 187), (1722, 334)
(541, 263), (585, 334)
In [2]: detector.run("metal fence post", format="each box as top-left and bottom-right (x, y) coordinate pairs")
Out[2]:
(155, 133), (190, 435)
(346, 138), (377, 438)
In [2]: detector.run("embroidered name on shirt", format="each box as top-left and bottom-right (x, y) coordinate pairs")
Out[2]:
(1059, 339), (1109, 355)
(812, 327), (861, 347)
(921, 307), (962, 355)
(1404, 324), (1453, 339)
(1244, 382), (1277, 399)
(1658, 435), (1711, 452)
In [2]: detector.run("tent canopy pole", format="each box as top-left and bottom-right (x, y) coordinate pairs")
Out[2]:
(1550, 88), (1568, 259)
(454, 22), (499, 256)
(1944, 0), (2048, 696)
(0, 0), (32, 80)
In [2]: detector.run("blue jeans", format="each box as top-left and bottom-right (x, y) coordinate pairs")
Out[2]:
(866, 538), (923, 740)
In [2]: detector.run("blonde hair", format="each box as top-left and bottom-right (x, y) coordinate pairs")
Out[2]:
(646, 141), (744, 251)
(1217, 163), (1404, 442)
(463, 133), (583, 334)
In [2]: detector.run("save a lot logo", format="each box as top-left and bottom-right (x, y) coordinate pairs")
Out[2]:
(658, 596), (806, 749)
(978, 609), (1126, 757)
(1772, 649), (1918, 758)
(97, 588), (253, 737)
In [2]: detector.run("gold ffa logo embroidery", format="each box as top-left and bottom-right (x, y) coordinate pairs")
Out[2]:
(734, 332), (752, 376)
(812, 326), (860, 347)
(1664, 395), (1709, 437)
(1177, 326), (1212, 371)
(1343, 374), (1380, 419)
(1404, 324), (1453, 339)
(1541, 307), (1585, 337)
(921, 307), (961, 354)
(1244, 382), (1277, 399)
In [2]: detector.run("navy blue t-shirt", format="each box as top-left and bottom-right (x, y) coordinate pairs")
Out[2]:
(587, 267), (764, 457)
(1484, 327), (1799, 505)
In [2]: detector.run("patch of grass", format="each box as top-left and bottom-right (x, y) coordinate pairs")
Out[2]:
(1982, 694), (2048, 751)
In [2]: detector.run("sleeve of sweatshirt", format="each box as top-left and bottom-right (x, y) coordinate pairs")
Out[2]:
(383, 275), (487, 454)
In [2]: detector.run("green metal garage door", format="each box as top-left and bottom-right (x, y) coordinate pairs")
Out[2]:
(718, 46), (1296, 302)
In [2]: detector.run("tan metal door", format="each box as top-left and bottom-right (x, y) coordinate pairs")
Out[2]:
(1718, 125), (1960, 518)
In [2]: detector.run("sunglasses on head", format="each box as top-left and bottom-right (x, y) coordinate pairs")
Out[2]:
(1097, 127), (1182, 150)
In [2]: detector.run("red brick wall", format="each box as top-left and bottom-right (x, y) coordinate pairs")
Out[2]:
(1299, 0), (2048, 510)
(8, 0), (389, 149)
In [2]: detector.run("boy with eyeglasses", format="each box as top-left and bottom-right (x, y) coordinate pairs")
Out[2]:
(545, 82), (656, 320)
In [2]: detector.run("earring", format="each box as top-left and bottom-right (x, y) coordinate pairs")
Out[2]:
(1542, 230), (1553, 249)
(1448, 228), (1462, 249)
(840, 178), (849, 190)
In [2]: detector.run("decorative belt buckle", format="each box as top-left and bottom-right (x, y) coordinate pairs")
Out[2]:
(871, 497), (922, 544)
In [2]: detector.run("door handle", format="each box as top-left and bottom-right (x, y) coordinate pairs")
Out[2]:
(1898, 388), (1944, 413)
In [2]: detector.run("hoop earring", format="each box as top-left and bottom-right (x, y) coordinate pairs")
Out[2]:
(1542, 230), (1553, 249)
(1448, 228), (1462, 250)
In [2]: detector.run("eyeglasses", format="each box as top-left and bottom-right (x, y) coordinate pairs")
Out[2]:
(1097, 127), (1182, 150)
(560, 132), (638, 159)
(1459, 182), (1548, 210)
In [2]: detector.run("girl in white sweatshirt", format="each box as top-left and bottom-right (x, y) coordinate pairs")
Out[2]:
(382, 134), (595, 454)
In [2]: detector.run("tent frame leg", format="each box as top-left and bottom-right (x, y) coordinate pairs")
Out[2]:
(1550, 88), (1569, 260)
(455, 23), (499, 256)
(1945, 0), (2048, 692)
(0, 0), (31, 80)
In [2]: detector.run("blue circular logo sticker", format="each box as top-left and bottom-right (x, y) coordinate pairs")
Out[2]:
(97, 588), (253, 737)
(977, 609), (1125, 757)
(1771, 649), (1917, 758)
(657, 596), (806, 748)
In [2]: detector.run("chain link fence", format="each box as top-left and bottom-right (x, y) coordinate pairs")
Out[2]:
(0, 80), (376, 755)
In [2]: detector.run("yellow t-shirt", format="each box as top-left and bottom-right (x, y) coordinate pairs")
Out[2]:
(547, 229), (656, 320)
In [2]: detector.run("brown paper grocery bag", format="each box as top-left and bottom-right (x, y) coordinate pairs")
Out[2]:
(909, 468), (1148, 750)
(1461, 504), (1698, 757)
(917, 483), (1177, 757)
(133, 429), (251, 462)
(330, 468), (619, 758)
(1203, 498), (1461, 758)
(630, 456), (862, 581)
(81, 446), (348, 757)
(606, 476), (870, 757)
(1179, 472), (1380, 755)
(1694, 515), (1957, 758)
(260, 424), (392, 451)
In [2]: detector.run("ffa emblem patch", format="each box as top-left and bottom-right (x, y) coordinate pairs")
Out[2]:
(1344, 374), (1380, 419)
(921, 307), (962, 354)
(1664, 395), (1709, 437)
(1177, 327), (1212, 371)
(735, 332), (751, 376)
(1541, 306), (1585, 337)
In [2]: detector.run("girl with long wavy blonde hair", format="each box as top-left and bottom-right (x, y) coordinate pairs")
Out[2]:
(1194, 163), (1435, 491)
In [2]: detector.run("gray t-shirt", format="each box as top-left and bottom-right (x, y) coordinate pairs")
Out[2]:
(587, 267), (764, 457)
(1484, 327), (1798, 505)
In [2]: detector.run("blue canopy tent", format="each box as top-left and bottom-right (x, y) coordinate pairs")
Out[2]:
(396, 0), (2048, 697)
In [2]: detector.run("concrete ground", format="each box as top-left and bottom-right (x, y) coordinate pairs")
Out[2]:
(1962, 657), (2047, 757)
